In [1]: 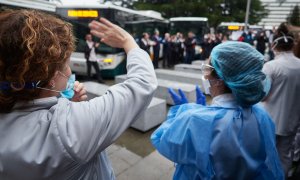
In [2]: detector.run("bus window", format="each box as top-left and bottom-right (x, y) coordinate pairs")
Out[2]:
(169, 17), (209, 42)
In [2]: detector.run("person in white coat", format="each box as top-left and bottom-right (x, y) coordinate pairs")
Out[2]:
(0, 10), (157, 180)
(262, 22), (300, 177)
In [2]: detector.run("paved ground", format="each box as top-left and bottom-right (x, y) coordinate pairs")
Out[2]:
(107, 144), (175, 180)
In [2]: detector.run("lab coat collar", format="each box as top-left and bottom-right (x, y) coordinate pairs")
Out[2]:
(211, 93), (238, 108)
(12, 96), (58, 112)
(274, 51), (294, 58)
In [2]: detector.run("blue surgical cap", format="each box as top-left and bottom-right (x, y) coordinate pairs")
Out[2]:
(211, 41), (270, 107)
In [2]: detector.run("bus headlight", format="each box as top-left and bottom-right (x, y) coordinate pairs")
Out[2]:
(103, 58), (113, 63)
(195, 45), (202, 54)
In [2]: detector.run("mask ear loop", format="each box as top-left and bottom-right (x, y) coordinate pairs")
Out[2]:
(280, 32), (288, 43)
(271, 40), (278, 51)
(36, 81), (61, 93)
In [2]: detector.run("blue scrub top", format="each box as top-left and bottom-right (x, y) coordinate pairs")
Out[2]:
(151, 94), (284, 180)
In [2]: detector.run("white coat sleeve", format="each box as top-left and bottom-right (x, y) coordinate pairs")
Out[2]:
(54, 48), (157, 163)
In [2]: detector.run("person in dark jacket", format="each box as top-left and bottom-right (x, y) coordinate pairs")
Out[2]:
(162, 33), (172, 68)
(84, 33), (104, 83)
(255, 31), (268, 55)
(139, 32), (151, 55)
(152, 30), (161, 68)
(184, 32), (196, 64)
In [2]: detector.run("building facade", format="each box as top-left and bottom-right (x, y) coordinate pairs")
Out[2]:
(259, 0), (299, 27)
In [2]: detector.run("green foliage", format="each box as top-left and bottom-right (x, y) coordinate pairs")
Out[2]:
(134, 0), (267, 27)
(287, 5), (300, 26)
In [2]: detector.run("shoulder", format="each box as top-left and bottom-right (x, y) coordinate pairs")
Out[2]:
(252, 104), (274, 126)
(263, 60), (279, 74)
(169, 104), (225, 127)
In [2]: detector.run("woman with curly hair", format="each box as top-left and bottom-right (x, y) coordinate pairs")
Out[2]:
(0, 10), (157, 179)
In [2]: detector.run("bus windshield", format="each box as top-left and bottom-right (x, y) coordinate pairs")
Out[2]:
(124, 20), (169, 39)
(56, 8), (123, 54)
(169, 17), (209, 42)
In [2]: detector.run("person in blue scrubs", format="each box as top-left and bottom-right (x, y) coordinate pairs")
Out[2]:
(151, 41), (284, 180)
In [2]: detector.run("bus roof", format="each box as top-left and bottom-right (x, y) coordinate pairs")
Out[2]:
(57, 2), (165, 21)
(0, 0), (56, 12)
(170, 17), (208, 22)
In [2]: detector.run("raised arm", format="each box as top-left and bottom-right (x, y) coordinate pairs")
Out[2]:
(55, 18), (158, 162)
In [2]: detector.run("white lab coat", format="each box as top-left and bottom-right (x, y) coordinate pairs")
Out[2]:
(0, 48), (157, 180)
(262, 51), (300, 136)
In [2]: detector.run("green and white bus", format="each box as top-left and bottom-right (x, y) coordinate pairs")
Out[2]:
(56, 3), (167, 78)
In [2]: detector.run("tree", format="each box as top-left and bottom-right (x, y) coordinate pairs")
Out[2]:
(287, 5), (300, 26)
(133, 0), (267, 28)
(105, 0), (137, 8)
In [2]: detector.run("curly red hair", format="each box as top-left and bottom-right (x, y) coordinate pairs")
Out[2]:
(0, 10), (75, 112)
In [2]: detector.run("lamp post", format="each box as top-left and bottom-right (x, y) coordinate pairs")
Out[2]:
(244, 0), (251, 31)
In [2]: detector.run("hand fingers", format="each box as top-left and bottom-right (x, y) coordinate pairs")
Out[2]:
(72, 94), (88, 102)
(76, 88), (87, 97)
(196, 85), (204, 97)
(77, 90), (87, 100)
(73, 82), (84, 92)
(72, 88), (87, 102)
(99, 17), (114, 28)
(168, 88), (180, 100)
(168, 88), (177, 97)
(196, 85), (206, 105)
(79, 95), (88, 101)
(90, 30), (105, 39)
(89, 20), (109, 31)
(73, 81), (80, 89)
(178, 89), (187, 99)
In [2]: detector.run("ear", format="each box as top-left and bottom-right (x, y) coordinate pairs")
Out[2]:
(49, 80), (55, 88)
(48, 71), (59, 88)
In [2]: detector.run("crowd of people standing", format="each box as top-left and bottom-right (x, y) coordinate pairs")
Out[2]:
(136, 27), (282, 69)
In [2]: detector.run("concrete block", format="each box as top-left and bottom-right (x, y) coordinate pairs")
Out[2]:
(155, 79), (196, 105)
(192, 60), (204, 66)
(115, 75), (197, 105)
(174, 64), (202, 74)
(131, 97), (166, 132)
(85, 81), (167, 132)
(155, 69), (204, 92)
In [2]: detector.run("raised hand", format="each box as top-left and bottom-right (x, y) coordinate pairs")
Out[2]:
(168, 88), (188, 105)
(196, 85), (206, 105)
(71, 81), (88, 102)
(89, 18), (138, 53)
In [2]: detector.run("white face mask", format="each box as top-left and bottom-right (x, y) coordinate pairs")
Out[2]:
(202, 76), (211, 95)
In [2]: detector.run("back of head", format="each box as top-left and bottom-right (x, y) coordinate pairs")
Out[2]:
(0, 10), (75, 113)
(272, 22), (294, 51)
(211, 41), (269, 107)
